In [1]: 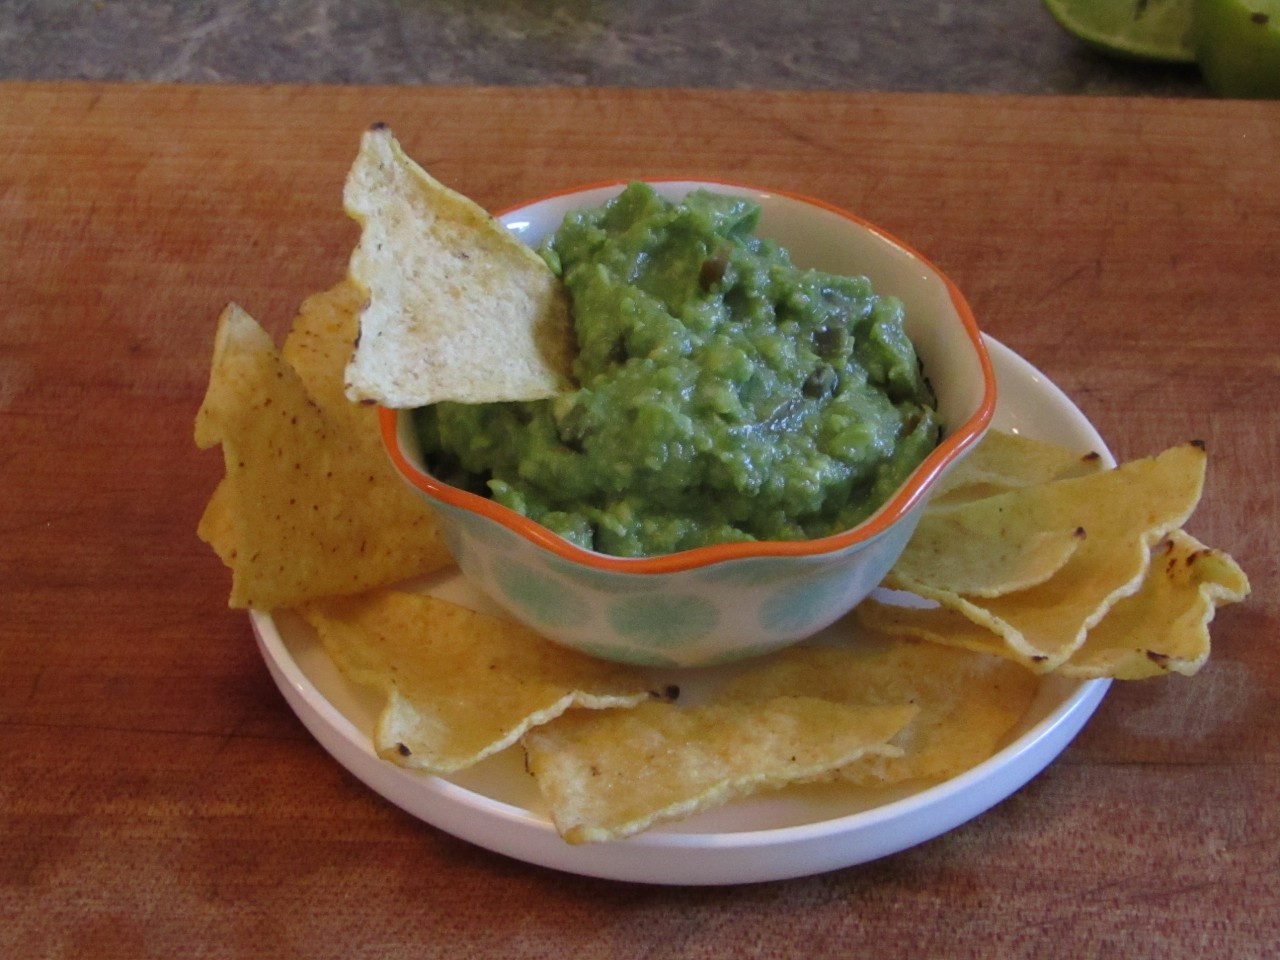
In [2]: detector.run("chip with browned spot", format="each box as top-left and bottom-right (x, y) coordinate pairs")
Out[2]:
(867, 443), (1208, 671)
(1060, 529), (1250, 679)
(343, 124), (576, 407)
(301, 590), (655, 774)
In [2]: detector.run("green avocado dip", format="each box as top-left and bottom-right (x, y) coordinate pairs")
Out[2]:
(413, 182), (941, 558)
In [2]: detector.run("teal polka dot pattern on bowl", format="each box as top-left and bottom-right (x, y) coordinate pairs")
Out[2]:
(491, 555), (592, 631)
(759, 568), (858, 636)
(607, 594), (720, 650)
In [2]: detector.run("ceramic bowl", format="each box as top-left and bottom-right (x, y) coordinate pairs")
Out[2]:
(380, 180), (996, 667)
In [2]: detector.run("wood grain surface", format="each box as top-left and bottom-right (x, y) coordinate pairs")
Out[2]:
(1, 83), (1277, 959)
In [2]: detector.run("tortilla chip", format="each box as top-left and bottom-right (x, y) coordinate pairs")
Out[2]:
(523, 698), (915, 843)
(278, 279), (456, 561)
(871, 443), (1207, 670)
(1060, 529), (1251, 679)
(301, 591), (655, 774)
(889, 516), (1085, 598)
(196, 477), (236, 563)
(891, 431), (1104, 598)
(281, 279), (368, 418)
(342, 124), (576, 407)
(194, 303), (451, 609)
(931, 429), (1106, 507)
(721, 641), (1037, 786)
(198, 284), (365, 578)
(855, 596), (1023, 664)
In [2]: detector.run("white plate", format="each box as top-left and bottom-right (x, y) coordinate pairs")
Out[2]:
(252, 337), (1113, 885)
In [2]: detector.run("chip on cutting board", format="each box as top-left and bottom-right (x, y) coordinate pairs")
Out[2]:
(523, 698), (916, 844)
(300, 590), (655, 774)
(194, 302), (451, 609)
(343, 124), (576, 407)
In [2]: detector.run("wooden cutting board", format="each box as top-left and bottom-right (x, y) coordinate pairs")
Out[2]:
(2, 83), (1277, 959)
(5, 83), (1276, 441)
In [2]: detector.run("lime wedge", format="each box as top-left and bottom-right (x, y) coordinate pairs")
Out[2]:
(1042, 0), (1197, 62)
(1194, 0), (1280, 97)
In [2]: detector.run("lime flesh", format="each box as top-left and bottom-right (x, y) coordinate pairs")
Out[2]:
(1194, 0), (1280, 97)
(1042, 0), (1197, 62)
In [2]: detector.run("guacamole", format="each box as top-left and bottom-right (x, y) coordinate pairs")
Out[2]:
(413, 182), (940, 557)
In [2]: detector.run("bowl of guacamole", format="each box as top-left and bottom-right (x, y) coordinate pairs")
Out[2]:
(385, 181), (995, 666)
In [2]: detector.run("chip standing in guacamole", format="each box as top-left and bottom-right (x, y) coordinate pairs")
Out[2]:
(414, 182), (940, 557)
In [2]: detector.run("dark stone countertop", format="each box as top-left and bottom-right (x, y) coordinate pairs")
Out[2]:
(0, 0), (1210, 96)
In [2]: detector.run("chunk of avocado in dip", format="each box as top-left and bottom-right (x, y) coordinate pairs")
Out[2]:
(413, 182), (940, 558)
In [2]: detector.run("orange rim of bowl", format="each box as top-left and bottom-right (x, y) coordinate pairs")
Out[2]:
(378, 178), (996, 574)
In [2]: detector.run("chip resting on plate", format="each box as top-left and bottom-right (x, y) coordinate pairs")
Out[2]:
(300, 590), (655, 774)
(342, 124), (576, 407)
(1058, 529), (1250, 679)
(890, 513), (1086, 598)
(891, 430), (1103, 597)
(872, 442), (1208, 671)
(719, 640), (1038, 786)
(930, 429), (1106, 507)
(194, 299), (451, 609)
(854, 596), (1027, 668)
(523, 697), (916, 844)
(859, 435), (1251, 679)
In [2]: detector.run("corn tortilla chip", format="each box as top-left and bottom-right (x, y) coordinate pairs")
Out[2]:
(875, 443), (1207, 670)
(196, 477), (235, 563)
(301, 591), (655, 774)
(343, 124), (576, 407)
(279, 282), (463, 528)
(1060, 529), (1250, 679)
(891, 431), (1104, 597)
(855, 596), (1021, 665)
(194, 303), (451, 609)
(524, 698), (915, 844)
(278, 280), (457, 567)
(889, 516), (1086, 598)
(281, 280), (368, 418)
(721, 641), (1038, 785)
(931, 429), (1106, 507)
